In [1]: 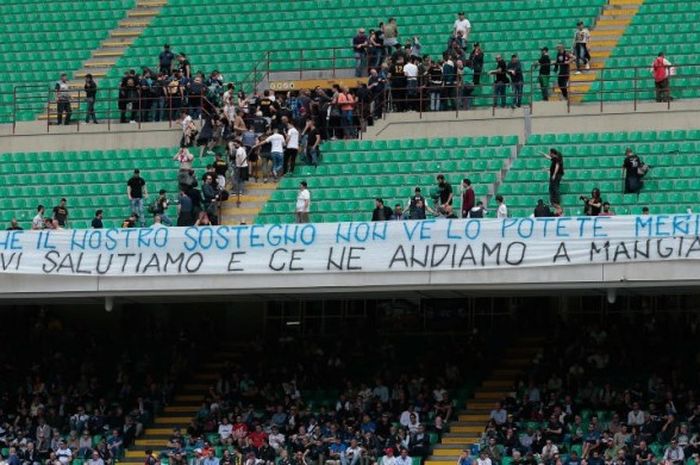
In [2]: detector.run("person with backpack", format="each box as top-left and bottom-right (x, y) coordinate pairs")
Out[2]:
(150, 190), (173, 226)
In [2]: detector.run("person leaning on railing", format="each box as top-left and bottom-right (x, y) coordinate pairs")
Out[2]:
(651, 52), (673, 103)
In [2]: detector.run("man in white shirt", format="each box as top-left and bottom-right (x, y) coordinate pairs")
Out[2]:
(404, 58), (419, 111)
(663, 439), (684, 465)
(453, 12), (471, 42)
(628, 402), (646, 427)
(253, 128), (286, 180)
(218, 417), (233, 442)
(231, 140), (249, 195)
(340, 439), (363, 465)
(284, 118), (300, 174)
(396, 449), (412, 465)
(476, 451), (492, 465)
(32, 205), (45, 230)
(268, 426), (285, 452)
(295, 181), (310, 223)
(56, 441), (73, 465)
(496, 195), (508, 218)
(541, 440), (559, 465)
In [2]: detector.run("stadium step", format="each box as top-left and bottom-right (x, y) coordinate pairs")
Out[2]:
(223, 182), (277, 225)
(36, 0), (166, 122)
(568, 1), (641, 104)
(427, 339), (543, 463)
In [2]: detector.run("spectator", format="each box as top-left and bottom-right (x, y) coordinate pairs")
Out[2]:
(284, 117), (300, 174)
(641, 206), (650, 215)
(32, 204), (45, 230)
(404, 57), (419, 111)
(353, 29), (369, 77)
(442, 54), (457, 110)
(554, 44), (574, 100)
(177, 53), (191, 79)
(230, 139), (249, 195)
(538, 47), (552, 101)
(544, 148), (564, 204)
(622, 148), (647, 194)
(651, 52), (673, 102)
(337, 86), (357, 138)
(342, 439), (363, 465)
(628, 403), (646, 427)
(453, 12), (472, 42)
(304, 119), (321, 166)
(573, 22), (591, 73)
(372, 198), (393, 221)
(84, 74), (98, 124)
(458, 60), (475, 109)
(477, 451), (492, 465)
(541, 440), (559, 465)
(469, 43), (484, 85)
(407, 188), (432, 220)
(461, 179), (475, 218)
(6, 218), (22, 231)
(56, 441), (73, 465)
(534, 199), (552, 217)
(120, 70), (139, 124)
(458, 450), (473, 465)
(490, 55), (508, 109)
(490, 402), (507, 426)
(496, 195), (508, 218)
(636, 441), (655, 465)
(427, 58), (443, 111)
(177, 189), (194, 226)
(383, 18), (398, 56)
(379, 449), (396, 465)
(393, 204), (405, 220)
(582, 188), (603, 216)
(55, 73), (72, 125)
(396, 449), (412, 465)
(159, 44), (175, 74)
(195, 211), (212, 226)
(295, 181), (310, 224)
(53, 198), (69, 228)
(213, 153), (228, 191)
(202, 174), (220, 224)
(469, 200), (486, 218)
(121, 213), (138, 228)
(435, 174), (454, 212)
(179, 109), (197, 148)
(91, 209), (104, 229)
(154, 190), (173, 226)
(218, 417), (233, 443)
(664, 440), (684, 465)
(253, 128), (286, 181)
(127, 169), (147, 227)
(174, 147), (195, 171)
(390, 56), (407, 112)
(507, 54), (524, 108)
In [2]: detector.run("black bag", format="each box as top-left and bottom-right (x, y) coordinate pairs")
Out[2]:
(219, 190), (230, 202)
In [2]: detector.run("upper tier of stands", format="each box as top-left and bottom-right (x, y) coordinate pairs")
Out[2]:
(587, 0), (699, 102)
(495, 129), (700, 217)
(101, 0), (605, 111)
(0, 0), (134, 122)
(256, 136), (517, 224)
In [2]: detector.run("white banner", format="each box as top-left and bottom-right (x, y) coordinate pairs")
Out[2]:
(1, 215), (700, 276)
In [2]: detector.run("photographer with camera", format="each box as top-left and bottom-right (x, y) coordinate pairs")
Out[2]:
(580, 188), (603, 216)
(622, 147), (649, 194)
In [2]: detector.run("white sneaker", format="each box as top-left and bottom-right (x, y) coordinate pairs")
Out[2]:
(129, 120), (136, 124)
(574, 71), (582, 75)
(585, 63), (591, 70)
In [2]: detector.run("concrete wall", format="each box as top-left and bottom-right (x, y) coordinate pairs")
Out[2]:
(367, 100), (700, 142)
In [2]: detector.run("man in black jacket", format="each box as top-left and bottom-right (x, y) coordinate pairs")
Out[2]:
(372, 198), (394, 221)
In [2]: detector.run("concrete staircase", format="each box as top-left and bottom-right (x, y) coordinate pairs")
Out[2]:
(221, 182), (276, 225)
(569, 0), (644, 103)
(119, 349), (241, 465)
(40, 0), (166, 121)
(425, 338), (543, 465)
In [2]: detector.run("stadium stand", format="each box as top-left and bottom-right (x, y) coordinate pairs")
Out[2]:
(0, 147), (209, 228)
(255, 136), (518, 224)
(586, 0), (699, 102)
(95, 0), (606, 114)
(495, 129), (700, 217)
(0, 0), (136, 122)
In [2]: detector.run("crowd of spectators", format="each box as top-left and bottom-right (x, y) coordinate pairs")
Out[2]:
(0, 309), (202, 465)
(473, 316), (700, 465)
(157, 333), (489, 465)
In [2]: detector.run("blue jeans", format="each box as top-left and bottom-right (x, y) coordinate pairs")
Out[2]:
(153, 97), (165, 122)
(341, 110), (354, 138)
(307, 147), (319, 166)
(159, 213), (173, 226)
(511, 81), (524, 107)
(494, 82), (507, 108)
(130, 198), (145, 226)
(271, 151), (284, 177)
(354, 53), (367, 77)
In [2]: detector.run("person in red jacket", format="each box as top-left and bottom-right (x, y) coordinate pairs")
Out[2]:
(461, 178), (475, 218)
(651, 52), (673, 102)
